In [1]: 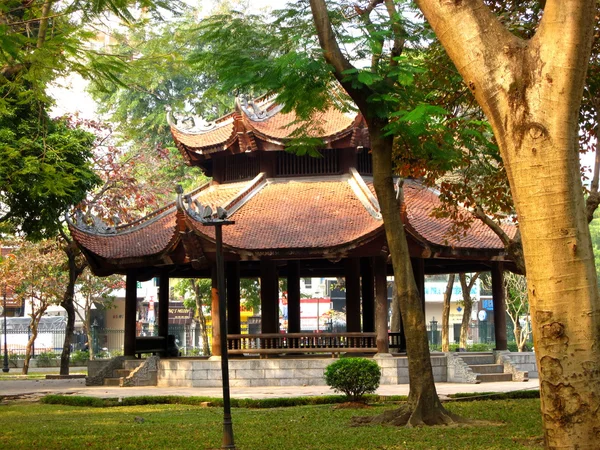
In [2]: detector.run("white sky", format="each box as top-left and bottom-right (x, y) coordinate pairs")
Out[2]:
(47, 1), (596, 185)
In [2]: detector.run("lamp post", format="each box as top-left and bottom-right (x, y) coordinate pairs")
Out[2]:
(91, 319), (98, 357)
(2, 286), (9, 373)
(430, 317), (438, 346)
(201, 207), (235, 449)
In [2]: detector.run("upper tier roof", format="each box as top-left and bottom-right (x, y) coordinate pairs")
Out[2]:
(168, 96), (367, 161)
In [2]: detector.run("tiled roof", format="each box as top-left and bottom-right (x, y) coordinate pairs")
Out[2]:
(69, 212), (178, 260)
(171, 118), (235, 150)
(247, 108), (355, 142)
(170, 98), (358, 153)
(190, 178), (382, 250)
(70, 176), (515, 266)
(403, 180), (514, 250)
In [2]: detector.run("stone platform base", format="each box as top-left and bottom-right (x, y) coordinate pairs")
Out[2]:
(157, 354), (448, 388)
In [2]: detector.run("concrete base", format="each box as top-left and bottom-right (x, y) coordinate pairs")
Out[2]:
(157, 355), (448, 388)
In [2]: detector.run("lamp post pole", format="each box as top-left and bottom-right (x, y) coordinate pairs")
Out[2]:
(203, 218), (235, 449)
(3, 286), (9, 373)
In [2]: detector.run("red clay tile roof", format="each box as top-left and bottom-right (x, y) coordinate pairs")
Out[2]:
(70, 176), (515, 266)
(170, 98), (358, 153)
(171, 118), (235, 150)
(403, 180), (514, 250)
(190, 178), (382, 250)
(246, 108), (355, 142)
(69, 211), (178, 260)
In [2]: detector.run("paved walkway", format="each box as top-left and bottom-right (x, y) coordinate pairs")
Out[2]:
(0, 377), (539, 401)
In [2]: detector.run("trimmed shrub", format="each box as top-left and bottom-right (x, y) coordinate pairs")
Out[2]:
(70, 350), (89, 366)
(324, 357), (381, 402)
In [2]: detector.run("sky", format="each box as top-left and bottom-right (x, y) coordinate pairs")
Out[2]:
(48, 1), (596, 185)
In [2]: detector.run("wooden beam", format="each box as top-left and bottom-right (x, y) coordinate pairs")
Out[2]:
(287, 261), (301, 333)
(260, 260), (279, 333)
(211, 267), (221, 356)
(361, 257), (375, 333)
(124, 271), (137, 357)
(345, 258), (361, 332)
(226, 262), (241, 334)
(374, 256), (389, 353)
(158, 271), (169, 340)
(492, 262), (507, 351)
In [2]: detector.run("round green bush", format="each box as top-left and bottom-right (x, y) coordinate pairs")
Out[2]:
(324, 357), (381, 401)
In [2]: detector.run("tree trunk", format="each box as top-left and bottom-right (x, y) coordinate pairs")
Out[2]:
(310, 0), (460, 425)
(358, 123), (459, 425)
(515, 321), (524, 352)
(458, 274), (472, 350)
(441, 274), (455, 352)
(416, 1), (600, 445)
(59, 242), (86, 375)
(22, 329), (37, 375)
(390, 281), (401, 332)
(192, 279), (210, 356)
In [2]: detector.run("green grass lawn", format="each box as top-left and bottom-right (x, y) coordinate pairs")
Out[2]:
(0, 399), (543, 449)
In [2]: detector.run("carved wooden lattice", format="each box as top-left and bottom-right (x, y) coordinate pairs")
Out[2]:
(276, 149), (339, 176)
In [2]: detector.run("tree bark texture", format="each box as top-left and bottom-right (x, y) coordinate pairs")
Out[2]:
(59, 242), (86, 375)
(441, 274), (455, 352)
(416, 0), (600, 445)
(459, 274), (473, 350)
(310, 0), (459, 425)
(192, 279), (211, 356)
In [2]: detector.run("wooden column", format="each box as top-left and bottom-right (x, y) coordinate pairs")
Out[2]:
(124, 271), (137, 357)
(158, 272), (170, 345)
(411, 257), (426, 311)
(226, 262), (241, 334)
(361, 257), (375, 333)
(260, 260), (279, 334)
(211, 268), (221, 356)
(287, 261), (301, 333)
(374, 256), (389, 353)
(345, 258), (361, 332)
(492, 263), (508, 351)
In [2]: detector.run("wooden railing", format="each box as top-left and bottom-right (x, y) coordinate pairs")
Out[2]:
(227, 332), (377, 355)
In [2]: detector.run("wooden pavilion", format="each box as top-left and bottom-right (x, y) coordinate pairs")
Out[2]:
(69, 95), (516, 358)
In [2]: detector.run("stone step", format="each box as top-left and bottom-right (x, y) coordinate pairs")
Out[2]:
(114, 369), (132, 378)
(104, 377), (123, 386)
(476, 373), (513, 383)
(455, 354), (495, 365)
(123, 360), (145, 370)
(469, 364), (504, 374)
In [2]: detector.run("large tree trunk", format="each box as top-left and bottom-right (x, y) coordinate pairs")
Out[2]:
(441, 274), (455, 352)
(360, 123), (459, 425)
(417, 1), (600, 445)
(59, 241), (86, 375)
(310, 0), (460, 426)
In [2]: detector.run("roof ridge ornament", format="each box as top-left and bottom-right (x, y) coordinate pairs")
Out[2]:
(236, 94), (284, 122)
(73, 209), (117, 235)
(166, 107), (227, 133)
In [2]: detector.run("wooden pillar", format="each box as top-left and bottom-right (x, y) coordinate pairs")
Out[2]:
(361, 257), (375, 333)
(374, 256), (389, 353)
(260, 260), (279, 334)
(411, 257), (426, 311)
(345, 258), (361, 332)
(287, 261), (301, 333)
(211, 267), (221, 356)
(226, 262), (241, 334)
(124, 271), (137, 357)
(492, 263), (508, 351)
(158, 272), (169, 341)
